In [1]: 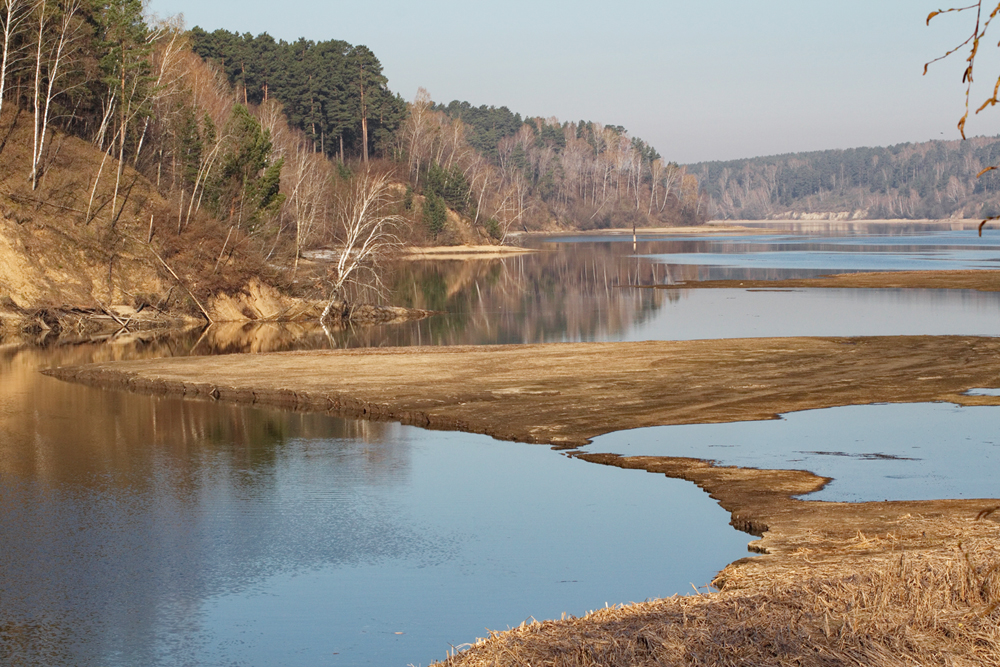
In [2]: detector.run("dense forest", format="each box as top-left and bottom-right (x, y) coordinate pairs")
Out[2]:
(0, 2), (703, 323)
(187, 28), (407, 162)
(689, 138), (1000, 220)
(188, 29), (705, 234)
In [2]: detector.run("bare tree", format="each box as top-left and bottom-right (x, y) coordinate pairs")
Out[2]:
(282, 133), (330, 273)
(320, 168), (404, 321)
(0, 0), (32, 125)
(30, 0), (83, 190)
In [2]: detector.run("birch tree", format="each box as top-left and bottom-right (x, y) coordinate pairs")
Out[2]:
(30, 0), (83, 189)
(321, 168), (403, 321)
(0, 0), (31, 125)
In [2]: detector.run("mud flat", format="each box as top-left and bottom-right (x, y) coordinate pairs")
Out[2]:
(45, 336), (1000, 666)
(44, 336), (1000, 447)
(662, 269), (1000, 292)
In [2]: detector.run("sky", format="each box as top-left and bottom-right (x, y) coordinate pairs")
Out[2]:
(146, 0), (1000, 164)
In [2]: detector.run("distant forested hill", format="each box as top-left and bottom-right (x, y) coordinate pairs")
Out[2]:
(427, 99), (703, 230)
(687, 137), (1000, 220)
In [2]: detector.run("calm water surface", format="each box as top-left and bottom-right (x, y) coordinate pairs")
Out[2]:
(588, 403), (1000, 502)
(3, 222), (1000, 666)
(0, 342), (746, 667)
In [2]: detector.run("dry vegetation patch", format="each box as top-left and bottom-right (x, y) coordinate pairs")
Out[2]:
(437, 538), (1000, 667)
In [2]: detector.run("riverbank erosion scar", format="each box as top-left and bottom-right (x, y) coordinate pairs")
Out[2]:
(44, 336), (1000, 448)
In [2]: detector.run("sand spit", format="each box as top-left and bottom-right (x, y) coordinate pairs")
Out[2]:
(660, 269), (1000, 292)
(402, 245), (539, 260)
(44, 336), (1000, 448)
(44, 336), (1000, 666)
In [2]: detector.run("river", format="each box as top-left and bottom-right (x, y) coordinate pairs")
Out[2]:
(1, 222), (998, 666)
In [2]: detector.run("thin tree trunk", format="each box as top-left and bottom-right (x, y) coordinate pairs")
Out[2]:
(359, 61), (368, 164)
(30, 0), (45, 189)
(0, 0), (29, 126)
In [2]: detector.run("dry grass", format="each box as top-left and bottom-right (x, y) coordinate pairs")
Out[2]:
(435, 535), (1000, 667)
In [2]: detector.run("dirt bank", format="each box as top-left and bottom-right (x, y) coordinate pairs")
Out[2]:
(661, 269), (1000, 292)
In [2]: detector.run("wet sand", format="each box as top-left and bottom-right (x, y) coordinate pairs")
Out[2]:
(45, 335), (1000, 569)
(45, 336), (1000, 664)
(660, 269), (1000, 292)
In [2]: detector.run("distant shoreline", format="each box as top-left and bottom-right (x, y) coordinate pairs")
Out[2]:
(713, 217), (990, 227)
(650, 269), (1000, 293)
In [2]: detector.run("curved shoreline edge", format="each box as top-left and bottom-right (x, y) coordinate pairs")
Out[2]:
(43, 336), (1000, 665)
(653, 269), (1000, 292)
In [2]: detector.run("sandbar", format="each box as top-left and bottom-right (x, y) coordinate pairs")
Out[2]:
(661, 269), (1000, 292)
(45, 336), (1000, 665)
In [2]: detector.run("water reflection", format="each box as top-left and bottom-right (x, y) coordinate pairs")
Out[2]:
(0, 340), (748, 667)
(170, 231), (1000, 355)
(589, 402), (1000, 502)
(4, 224), (1000, 666)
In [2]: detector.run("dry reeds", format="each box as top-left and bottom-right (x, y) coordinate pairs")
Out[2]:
(435, 541), (1000, 667)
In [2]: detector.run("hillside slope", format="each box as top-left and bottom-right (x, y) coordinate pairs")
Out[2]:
(0, 112), (173, 322)
(688, 136), (1000, 220)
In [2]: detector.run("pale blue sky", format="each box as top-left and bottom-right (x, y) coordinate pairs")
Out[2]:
(147, 0), (1000, 164)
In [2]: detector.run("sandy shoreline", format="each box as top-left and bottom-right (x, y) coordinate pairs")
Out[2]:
(403, 244), (539, 259)
(658, 269), (1000, 292)
(45, 336), (1000, 665)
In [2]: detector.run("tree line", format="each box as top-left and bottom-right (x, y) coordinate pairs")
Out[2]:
(400, 90), (705, 240)
(689, 138), (1000, 220)
(187, 28), (406, 163)
(0, 4), (703, 316)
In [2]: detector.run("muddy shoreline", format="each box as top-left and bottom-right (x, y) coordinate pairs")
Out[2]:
(44, 336), (1000, 665)
(657, 269), (1000, 292)
(45, 336), (1000, 447)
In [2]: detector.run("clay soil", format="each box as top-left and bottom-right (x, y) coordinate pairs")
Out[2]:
(46, 336), (1000, 666)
